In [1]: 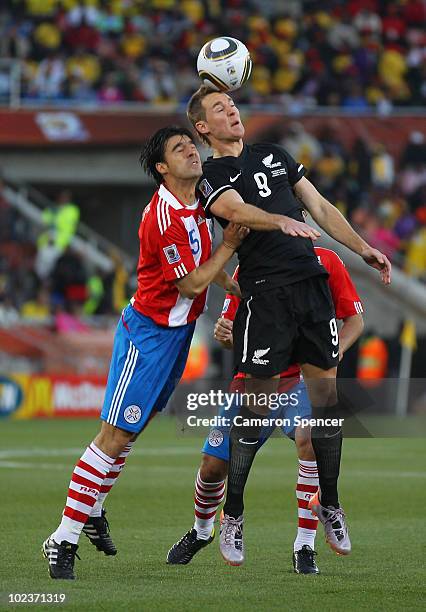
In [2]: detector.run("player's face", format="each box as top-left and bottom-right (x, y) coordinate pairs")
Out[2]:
(198, 93), (245, 142)
(161, 135), (202, 180)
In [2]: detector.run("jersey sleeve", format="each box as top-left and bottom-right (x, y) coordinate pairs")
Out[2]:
(327, 254), (364, 319)
(157, 214), (197, 283)
(197, 161), (234, 212)
(275, 145), (306, 186)
(221, 266), (240, 321)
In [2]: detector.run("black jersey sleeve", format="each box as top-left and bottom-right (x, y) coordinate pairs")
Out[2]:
(196, 161), (234, 212)
(274, 145), (306, 186)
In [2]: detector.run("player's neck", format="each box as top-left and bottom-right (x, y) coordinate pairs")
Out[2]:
(163, 178), (197, 207)
(212, 139), (244, 158)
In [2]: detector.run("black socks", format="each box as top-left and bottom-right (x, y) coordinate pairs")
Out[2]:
(223, 405), (262, 518)
(311, 403), (343, 509)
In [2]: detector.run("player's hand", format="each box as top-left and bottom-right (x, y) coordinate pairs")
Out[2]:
(361, 247), (392, 285)
(279, 216), (321, 240)
(222, 223), (250, 250)
(214, 317), (233, 343)
(226, 278), (242, 298)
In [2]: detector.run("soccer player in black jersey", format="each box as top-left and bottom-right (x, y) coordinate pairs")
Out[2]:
(186, 86), (391, 563)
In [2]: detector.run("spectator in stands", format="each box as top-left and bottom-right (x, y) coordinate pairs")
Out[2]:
(39, 189), (80, 252)
(51, 246), (87, 307)
(21, 285), (51, 322)
(1, 0), (424, 108)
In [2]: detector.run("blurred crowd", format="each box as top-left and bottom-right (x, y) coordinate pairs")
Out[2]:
(0, 122), (425, 332)
(272, 124), (426, 277)
(0, 0), (424, 109)
(0, 184), (130, 328)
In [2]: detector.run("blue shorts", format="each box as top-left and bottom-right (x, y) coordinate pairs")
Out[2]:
(202, 380), (311, 461)
(101, 305), (195, 433)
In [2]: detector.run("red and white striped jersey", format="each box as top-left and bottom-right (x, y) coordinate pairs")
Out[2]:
(221, 246), (363, 380)
(132, 183), (213, 327)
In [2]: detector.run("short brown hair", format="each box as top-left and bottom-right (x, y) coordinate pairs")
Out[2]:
(186, 85), (217, 145)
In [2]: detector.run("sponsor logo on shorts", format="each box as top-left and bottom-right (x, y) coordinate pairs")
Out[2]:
(124, 405), (142, 424)
(199, 179), (213, 198)
(252, 347), (270, 365)
(163, 243), (181, 264)
(332, 350), (339, 358)
(208, 429), (224, 447)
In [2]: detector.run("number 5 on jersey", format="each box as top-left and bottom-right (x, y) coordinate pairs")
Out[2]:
(189, 228), (200, 255)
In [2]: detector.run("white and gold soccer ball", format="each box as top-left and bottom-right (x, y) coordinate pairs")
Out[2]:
(197, 37), (252, 92)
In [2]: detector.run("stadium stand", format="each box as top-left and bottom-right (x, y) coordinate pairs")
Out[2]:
(0, 0), (424, 108)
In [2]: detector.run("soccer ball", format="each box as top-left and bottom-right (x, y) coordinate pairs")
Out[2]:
(197, 37), (252, 92)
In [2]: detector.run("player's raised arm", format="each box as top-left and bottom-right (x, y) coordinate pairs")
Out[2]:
(175, 223), (247, 299)
(210, 189), (321, 240)
(295, 177), (391, 284)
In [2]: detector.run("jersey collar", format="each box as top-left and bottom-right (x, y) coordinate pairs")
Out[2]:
(158, 183), (199, 210)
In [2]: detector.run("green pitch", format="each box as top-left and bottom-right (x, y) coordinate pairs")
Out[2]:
(0, 418), (424, 611)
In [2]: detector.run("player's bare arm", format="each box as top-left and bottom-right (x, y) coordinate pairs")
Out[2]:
(210, 189), (321, 239)
(213, 269), (241, 297)
(295, 177), (391, 284)
(338, 313), (364, 361)
(175, 223), (247, 299)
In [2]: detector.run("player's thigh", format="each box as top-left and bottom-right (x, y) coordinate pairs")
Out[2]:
(101, 306), (194, 433)
(233, 288), (297, 377)
(200, 381), (240, 463)
(153, 322), (196, 413)
(294, 276), (340, 372)
(301, 362), (337, 407)
(279, 379), (312, 437)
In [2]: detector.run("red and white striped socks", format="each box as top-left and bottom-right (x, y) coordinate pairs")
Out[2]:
(293, 459), (319, 552)
(90, 442), (134, 518)
(53, 443), (115, 545)
(193, 470), (225, 540)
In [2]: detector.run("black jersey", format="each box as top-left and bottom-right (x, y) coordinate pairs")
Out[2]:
(197, 142), (327, 296)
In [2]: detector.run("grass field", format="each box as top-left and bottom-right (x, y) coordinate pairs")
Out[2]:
(0, 417), (425, 611)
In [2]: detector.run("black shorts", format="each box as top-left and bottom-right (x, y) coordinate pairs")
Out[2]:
(233, 276), (339, 377)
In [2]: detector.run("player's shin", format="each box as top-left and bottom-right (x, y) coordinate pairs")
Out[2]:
(90, 441), (135, 517)
(294, 460), (319, 551)
(310, 403), (342, 509)
(194, 469), (225, 539)
(222, 405), (262, 519)
(52, 443), (115, 545)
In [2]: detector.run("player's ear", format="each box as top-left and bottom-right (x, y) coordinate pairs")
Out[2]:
(155, 161), (168, 178)
(195, 120), (209, 138)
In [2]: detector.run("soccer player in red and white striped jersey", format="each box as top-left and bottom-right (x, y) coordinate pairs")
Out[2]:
(42, 126), (247, 580)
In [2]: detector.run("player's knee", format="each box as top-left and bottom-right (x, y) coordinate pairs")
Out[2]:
(200, 454), (228, 482)
(94, 421), (133, 459)
(294, 428), (316, 461)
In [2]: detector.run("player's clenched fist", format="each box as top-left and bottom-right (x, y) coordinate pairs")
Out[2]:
(222, 223), (250, 250)
(214, 316), (233, 343)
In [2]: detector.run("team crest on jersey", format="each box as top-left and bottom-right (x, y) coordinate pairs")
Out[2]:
(124, 405), (142, 423)
(163, 243), (181, 264)
(222, 298), (231, 314)
(208, 429), (224, 447)
(199, 179), (213, 198)
(262, 153), (281, 169)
